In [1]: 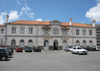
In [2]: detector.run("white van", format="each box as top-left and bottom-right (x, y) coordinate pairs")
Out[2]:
(96, 46), (100, 51)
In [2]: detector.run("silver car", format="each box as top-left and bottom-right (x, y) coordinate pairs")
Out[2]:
(65, 47), (72, 52)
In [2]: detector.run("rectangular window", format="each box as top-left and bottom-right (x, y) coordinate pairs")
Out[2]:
(76, 30), (79, 35)
(29, 28), (33, 34)
(1, 29), (4, 33)
(89, 30), (92, 35)
(44, 29), (48, 34)
(20, 28), (24, 34)
(83, 30), (86, 35)
(12, 28), (16, 33)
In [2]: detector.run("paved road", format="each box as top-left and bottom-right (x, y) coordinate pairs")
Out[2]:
(0, 51), (100, 71)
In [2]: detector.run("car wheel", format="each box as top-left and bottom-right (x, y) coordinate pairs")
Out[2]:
(85, 53), (87, 55)
(77, 52), (80, 55)
(1, 56), (7, 61)
(71, 51), (73, 54)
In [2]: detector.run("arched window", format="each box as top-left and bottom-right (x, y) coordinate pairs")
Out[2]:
(83, 40), (86, 47)
(11, 39), (16, 48)
(28, 40), (33, 47)
(89, 40), (93, 47)
(20, 40), (24, 47)
(76, 40), (80, 46)
(53, 27), (58, 34)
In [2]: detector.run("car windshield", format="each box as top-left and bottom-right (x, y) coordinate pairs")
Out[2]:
(77, 47), (83, 49)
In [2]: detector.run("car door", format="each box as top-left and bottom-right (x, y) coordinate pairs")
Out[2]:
(72, 47), (76, 53)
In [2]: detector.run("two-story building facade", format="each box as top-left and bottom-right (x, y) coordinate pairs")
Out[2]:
(0, 16), (97, 50)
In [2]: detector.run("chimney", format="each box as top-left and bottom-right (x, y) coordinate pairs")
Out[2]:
(69, 18), (72, 25)
(92, 20), (95, 27)
(6, 15), (9, 23)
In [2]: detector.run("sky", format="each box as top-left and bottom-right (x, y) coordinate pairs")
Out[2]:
(0, 0), (100, 24)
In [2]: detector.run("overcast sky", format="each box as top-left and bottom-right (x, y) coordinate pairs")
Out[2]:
(0, 0), (100, 24)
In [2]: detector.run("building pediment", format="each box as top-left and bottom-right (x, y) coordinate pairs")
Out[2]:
(50, 20), (61, 25)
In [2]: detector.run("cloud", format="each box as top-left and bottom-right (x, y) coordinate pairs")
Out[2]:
(36, 18), (42, 21)
(21, 3), (34, 18)
(0, 12), (6, 24)
(9, 10), (22, 21)
(17, 0), (21, 5)
(85, 1), (100, 22)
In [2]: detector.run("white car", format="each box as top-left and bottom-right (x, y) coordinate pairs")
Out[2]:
(70, 47), (88, 55)
(96, 46), (100, 51)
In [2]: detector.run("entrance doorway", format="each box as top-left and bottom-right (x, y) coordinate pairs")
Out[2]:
(54, 40), (58, 50)
(44, 40), (49, 50)
(63, 40), (67, 50)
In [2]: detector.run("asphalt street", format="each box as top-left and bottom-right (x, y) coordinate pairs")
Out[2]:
(0, 50), (100, 71)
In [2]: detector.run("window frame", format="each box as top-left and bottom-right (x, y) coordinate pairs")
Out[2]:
(83, 30), (86, 35)
(89, 30), (92, 35)
(29, 28), (33, 34)
(76, 29), (79, 35)
(20, 27), (25, 34)
(1, 29), (4, 33)
(12, 27), (16, 33)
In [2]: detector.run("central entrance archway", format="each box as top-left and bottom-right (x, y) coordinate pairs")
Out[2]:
(54, 40), (58, 50)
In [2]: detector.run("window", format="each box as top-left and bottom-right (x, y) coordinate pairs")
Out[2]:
(83, 30), (86, 35)
(11, 39), (16, 48)
(76, 30), (79, 35)
(1, 29), (4, 33)
(20, 27), (24, 34)
(83, 40), (86, 47)
(29, 28), (33, 34)
(76, 40), (80, 46)
(12, 28), (16, 33)
(89, 30), (92, 35)
(53, 27), (58, 34)
(89, 40), (93, 47)
(44, 29), (48, 34)
(63, 30), (67, 34)
(20, 40), (24, 47)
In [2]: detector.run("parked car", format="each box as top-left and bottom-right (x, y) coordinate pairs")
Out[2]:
(70, 47), (88, 55)
(65, 47), (72, 52)
(25, 47), (32, 52)
(0, 48), (9, 61)
(96, 46), (100, 51)
(83, 47), (96, 51)
(16, 47), (23, 52)
(1, 47), (12, 57)
(8, 47), (13, 53)
(33, 47), (41, 52)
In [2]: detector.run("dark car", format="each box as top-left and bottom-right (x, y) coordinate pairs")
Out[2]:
(90, 47), (96, 51)
(1, 47), (12, 57)
(16, 47), (23, 52)
(25, 47), (32, 52)
(83, 47), (96, 51)
(8, 47), (13, 53)
(33, 47), (41, 52)
(0, 48), (9, 61)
